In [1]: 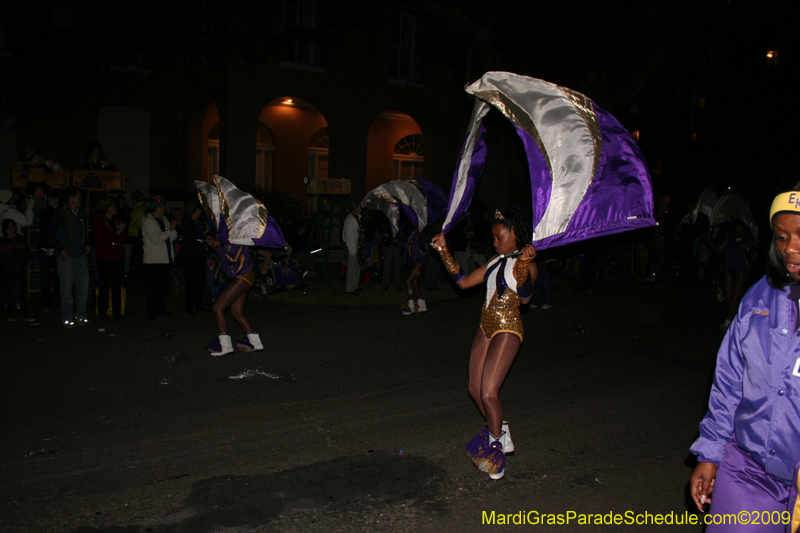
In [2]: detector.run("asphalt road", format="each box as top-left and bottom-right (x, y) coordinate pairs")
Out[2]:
(1, 276), (727, 532)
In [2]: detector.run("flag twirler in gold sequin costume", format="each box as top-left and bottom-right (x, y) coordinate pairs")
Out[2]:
(434, 237), (534, 480)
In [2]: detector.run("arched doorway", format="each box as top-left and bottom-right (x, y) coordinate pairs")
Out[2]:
(202, 101), (220, 183)
(258, 97), (327, 201)
(207, 123), (219, 181)
(366, 110), (423, 191)
(202, 105), (277, 191)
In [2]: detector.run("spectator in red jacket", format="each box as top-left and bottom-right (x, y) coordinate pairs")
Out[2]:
(92, 198), (128, 319)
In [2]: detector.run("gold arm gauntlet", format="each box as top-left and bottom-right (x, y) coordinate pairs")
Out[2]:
(435, 244), (465, 283)
(513, 256), (532, 284)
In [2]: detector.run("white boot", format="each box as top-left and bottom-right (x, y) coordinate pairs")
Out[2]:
(236, 332), (263, 352)
(401, 299), (416, 315)
(488, 430), (506, 480)
(416, 299), (427, 313)
(501, 421), (515, 454)
(209, 334), (233, 356)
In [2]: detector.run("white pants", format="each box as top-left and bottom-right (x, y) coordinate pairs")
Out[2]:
(345, 254), (360, 293)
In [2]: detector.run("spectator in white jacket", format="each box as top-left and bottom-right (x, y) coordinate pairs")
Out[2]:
(141, 198), (181, 319)
(0, 189), (35, 233)
(342, 203), (362, 295)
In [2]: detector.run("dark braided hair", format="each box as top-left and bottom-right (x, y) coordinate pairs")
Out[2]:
(492, 205), (532, 250)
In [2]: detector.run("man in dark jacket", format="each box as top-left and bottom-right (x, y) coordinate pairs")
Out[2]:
(37, 190), (60, 312)
(47, 187), (90, 328)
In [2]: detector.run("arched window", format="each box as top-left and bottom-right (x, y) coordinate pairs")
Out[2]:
(393, 134), (423, 179)
(256, 123), (275, 191)
(308, 126), (329, 180)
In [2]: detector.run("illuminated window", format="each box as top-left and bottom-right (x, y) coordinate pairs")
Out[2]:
(766, 50), (779, 67)
(393, 134), (424, 179)
(631, 130), (640, 142)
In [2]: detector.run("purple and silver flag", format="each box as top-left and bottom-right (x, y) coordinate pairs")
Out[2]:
(442, 71), (655, 249)
(681, 187), (718, 226)
(710, 191), (759, 241)
(695, 187), (719, 222)
(361, 178), (447, 237)
(195, 175), (286, 249)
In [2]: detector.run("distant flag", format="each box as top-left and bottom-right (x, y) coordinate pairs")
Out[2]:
(710, 191), (758, 241)
(361, 178), (447, 236)
(694, 187), (719, 222)
(681, 186), (718, 226)
(195, 175), (286, 249)
(442, 71), (656, 249)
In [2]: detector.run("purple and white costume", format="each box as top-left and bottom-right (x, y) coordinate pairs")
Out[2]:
(405, 230), (428, 265)
(215, 243), (254, 284)
(691, 276), (800, 532)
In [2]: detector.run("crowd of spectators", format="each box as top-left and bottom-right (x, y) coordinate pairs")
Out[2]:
(1, 167), (769, 331)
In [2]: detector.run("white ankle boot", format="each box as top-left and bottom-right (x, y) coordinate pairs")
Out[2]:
(236, 332), (263, 352)
(209, 334), (233, 356)
(416, 299), (427, 312)
(401, 299), (416, 315)
(501, 421), (515, 454)
(488, 431), (506, 480)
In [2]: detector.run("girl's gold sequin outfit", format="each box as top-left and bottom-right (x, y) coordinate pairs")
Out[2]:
(480, 255), (527, 341)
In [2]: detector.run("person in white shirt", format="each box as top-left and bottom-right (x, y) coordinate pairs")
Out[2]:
(0, 189), (35, 233)
(342, 203), (362, 295)
(141, 198), (181, 319)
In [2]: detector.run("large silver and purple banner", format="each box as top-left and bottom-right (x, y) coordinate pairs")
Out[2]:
(361, 178), (447, 237)
(195, 175), (286, 249)
(442, 71), (655, 249)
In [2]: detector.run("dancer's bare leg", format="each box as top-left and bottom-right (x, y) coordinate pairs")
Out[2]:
(406, 262), (424, 300)
(230, 282), (254, 333)
(479, 332), (520, 436)
(213, 277), (251, 334)
(468, 328), (491, 418)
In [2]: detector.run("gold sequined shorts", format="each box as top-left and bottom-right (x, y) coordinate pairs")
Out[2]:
(479, 292), (523, 342)
(236, 271), (256, 286)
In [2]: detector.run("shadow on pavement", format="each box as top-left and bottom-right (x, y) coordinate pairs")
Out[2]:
(73, 452), (446, 532)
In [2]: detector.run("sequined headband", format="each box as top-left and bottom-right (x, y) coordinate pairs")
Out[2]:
(770, 192), (800, 222)
(495, 209), (504, 220)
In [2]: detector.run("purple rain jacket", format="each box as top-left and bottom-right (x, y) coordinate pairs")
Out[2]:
(690, 276), (800, 483)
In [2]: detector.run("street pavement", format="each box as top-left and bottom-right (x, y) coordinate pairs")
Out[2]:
(1, 276), (728, 532)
